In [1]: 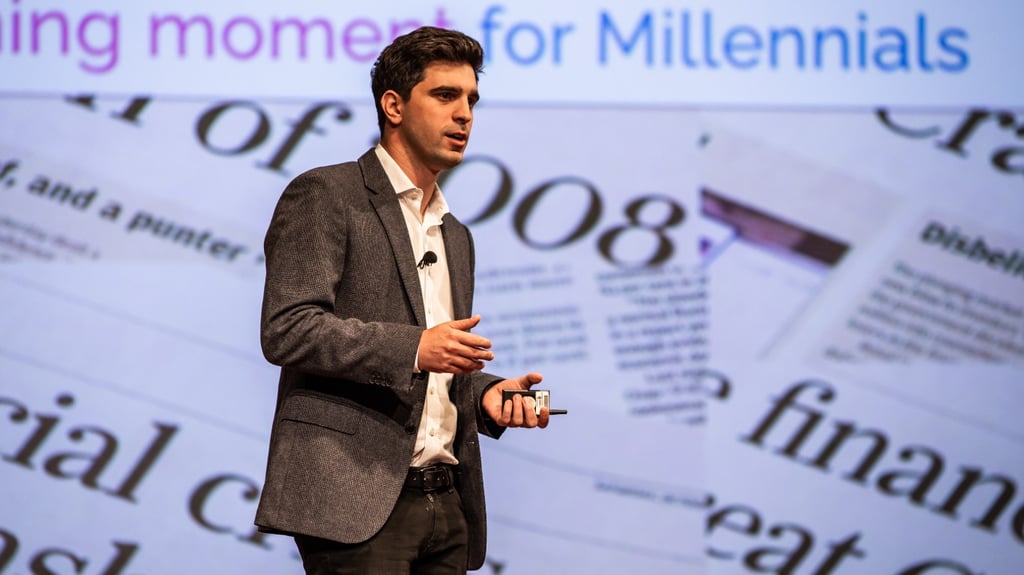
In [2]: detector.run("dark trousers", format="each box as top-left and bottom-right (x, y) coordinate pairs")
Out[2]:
(294, 486), (469, 575)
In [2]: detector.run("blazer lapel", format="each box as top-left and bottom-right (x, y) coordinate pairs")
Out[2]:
(359, 150), (427, 328)
(442, 213), (473, 320)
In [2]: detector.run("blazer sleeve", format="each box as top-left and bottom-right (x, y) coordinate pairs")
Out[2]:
(260, 166), (423, 387)
(469, 371), (506, 439)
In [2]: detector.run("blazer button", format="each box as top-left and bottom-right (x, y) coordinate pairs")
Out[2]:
(405, 424), (416, 434)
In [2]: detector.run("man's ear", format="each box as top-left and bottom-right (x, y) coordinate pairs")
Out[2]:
(381, 90), (403, 127)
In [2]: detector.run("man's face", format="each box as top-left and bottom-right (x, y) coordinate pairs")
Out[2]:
(395, 62), (479, 174)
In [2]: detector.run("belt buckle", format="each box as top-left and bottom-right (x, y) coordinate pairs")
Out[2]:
(421, 465), (450, 492)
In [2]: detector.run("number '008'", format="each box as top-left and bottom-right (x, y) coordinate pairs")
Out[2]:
(438, 156), (687, 269)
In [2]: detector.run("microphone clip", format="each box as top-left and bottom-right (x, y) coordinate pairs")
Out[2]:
(418, 251), (437, 269)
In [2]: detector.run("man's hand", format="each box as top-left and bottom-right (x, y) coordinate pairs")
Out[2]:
(482, 372), (550, 428)
(417, 315), (494, 375)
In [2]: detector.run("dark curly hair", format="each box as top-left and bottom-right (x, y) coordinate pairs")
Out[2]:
(371, 26), (484, 133)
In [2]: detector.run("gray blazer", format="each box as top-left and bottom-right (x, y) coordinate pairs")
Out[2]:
(255, 149), (504, 570)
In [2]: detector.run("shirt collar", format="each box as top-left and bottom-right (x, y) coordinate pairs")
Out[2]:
(374, 144), (450, 220)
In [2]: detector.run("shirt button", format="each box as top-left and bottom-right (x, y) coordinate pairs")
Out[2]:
(429, 429), (436, 437)
(429, 387), (435, 395)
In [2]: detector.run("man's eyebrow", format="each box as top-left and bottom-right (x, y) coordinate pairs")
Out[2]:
(429, 85), (481, 101)
(429, 85), (463, 93)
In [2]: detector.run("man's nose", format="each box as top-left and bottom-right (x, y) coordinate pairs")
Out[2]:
(454, 100), (472, 124)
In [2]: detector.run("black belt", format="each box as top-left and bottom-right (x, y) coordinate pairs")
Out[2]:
(405, 464), (456, 492)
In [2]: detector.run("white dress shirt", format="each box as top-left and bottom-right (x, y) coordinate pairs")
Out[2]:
(374, 145), (459, 467)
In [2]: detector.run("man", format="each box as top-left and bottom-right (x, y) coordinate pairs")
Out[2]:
(254, 26), (551, 574)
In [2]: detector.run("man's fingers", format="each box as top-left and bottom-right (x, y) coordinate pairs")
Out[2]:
(448, 315), (481, 331)
(499, 393), (541, 428)
(522, 396), (539, 427)
(419, 348), (485, 375)
(455, 330), (493, 352)
(501, 393), (515, 423)
(537, 408), (550, 429)
(442, 353), (486, 374)
(445, 339), (493, 364)
(513, 372), (543, 390)
(418, 315), (497, 374)
(509, 394), (525, 427)
(523, 396), (536, 413)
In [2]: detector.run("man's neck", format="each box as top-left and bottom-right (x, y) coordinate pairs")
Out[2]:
(379, 140), (439, 210)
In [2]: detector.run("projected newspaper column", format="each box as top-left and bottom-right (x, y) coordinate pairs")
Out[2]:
(822, 216), (1024, 363)
(440, 106), (708, 572)
(691, 109), (1024, 574)
(0, 95), (319, 573)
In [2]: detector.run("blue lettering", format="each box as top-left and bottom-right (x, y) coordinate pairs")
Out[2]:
(480, 5), (504, 64)
(857, 12), (869, 69)
(916, 13), (934, 72)
(937, 28), (969, 72)
(723, 26), (761, 69)
(505, 22), (545, 65)
(769, 27), (805, 69)
(480, 7), (574, 66)
(701, 11), (719, 68)
(593, 9), (969, 76)
(680, 11), (699, 67)
(599, 11), (653, 65)
(814, 28), (850, 69)
(874, 26), (910, 72)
